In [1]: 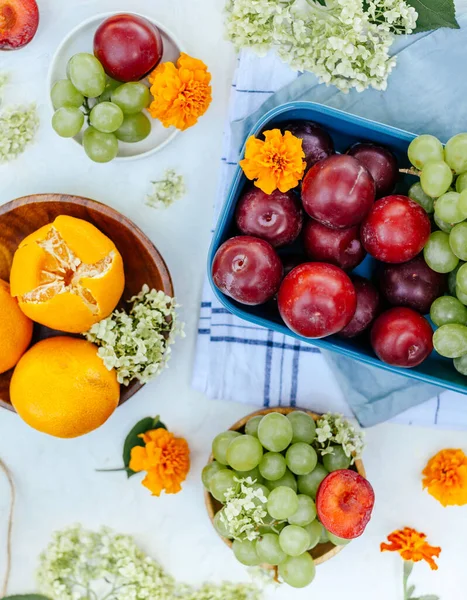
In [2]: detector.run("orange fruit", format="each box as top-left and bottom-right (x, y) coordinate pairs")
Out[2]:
(10, 215), (125, 333)
(10, 337), (120, 438)
(0, 279), (33, 374)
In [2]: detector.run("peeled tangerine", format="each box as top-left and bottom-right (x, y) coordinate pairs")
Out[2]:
(10, 216), (125, 333)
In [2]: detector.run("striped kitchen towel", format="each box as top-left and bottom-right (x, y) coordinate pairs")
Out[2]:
(192, 20), (467, 428)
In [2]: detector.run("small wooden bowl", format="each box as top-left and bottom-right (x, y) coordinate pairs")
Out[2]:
(205, 407), (366, 572)
(0, 194), (173, 412)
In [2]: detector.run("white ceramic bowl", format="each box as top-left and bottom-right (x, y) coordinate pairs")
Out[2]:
(47, 12), (185, 161)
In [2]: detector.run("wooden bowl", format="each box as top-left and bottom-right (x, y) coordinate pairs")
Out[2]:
(0, 194), (173, 412)
(205, 407), (366, 573)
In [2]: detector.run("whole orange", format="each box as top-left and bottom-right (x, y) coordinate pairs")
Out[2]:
(9, 215), (125, 333)
(0, 279), (33, 374)
(10, 337), (120, 438)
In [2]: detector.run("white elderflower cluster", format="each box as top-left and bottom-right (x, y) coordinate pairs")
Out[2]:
(0, 104), (39, 162)
(315, 413), (365, 461)
(225, 0), (418, 92)
(220, 477), (269, 541)
(85, 285), (184, 385)
(146, 169), (186, 209)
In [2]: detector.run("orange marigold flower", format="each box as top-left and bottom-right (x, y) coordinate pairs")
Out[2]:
(380, 527), (441, 570)
(148, 52), (212, 131)
(239, 129), (306, 195)
(422, 448), (467, 507)
(129, 428), (190, 496)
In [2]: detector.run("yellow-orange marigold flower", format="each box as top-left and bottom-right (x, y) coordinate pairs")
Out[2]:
(422, 448), (467, 507)
(380, 527), (441, 570)
(148, 52), (212, 131)
(129, 428), (190, 496)
(240, 129), (306, 195)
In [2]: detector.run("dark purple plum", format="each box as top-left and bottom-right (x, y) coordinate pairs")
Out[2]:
(339, 276), (380, 338)
(282, 121), (334, 170)
(212, 236), (283, 305)
(235, 187), (303, 247)
(303, 219), (365, 270)
(379, 255), (447, 314)
(347, 143), (399, 198)
(301, 155), (376, 229)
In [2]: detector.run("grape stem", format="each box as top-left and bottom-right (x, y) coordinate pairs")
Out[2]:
(399, 167), (420, 177)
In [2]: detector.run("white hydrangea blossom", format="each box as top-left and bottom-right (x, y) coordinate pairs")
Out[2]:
(314, 413), (365, 461)
(0, 104), (39, 162)
(225, 0), (418, 92)
(84, 285), (184, 385)
(220, 477), (269, 541)
(146, 169), (186, 209)
(38, 526), (262, 600)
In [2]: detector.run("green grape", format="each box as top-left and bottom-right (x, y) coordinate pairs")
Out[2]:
(287, 411), (316, 444)
(457, 190), (467, 218)
(454, 354), (467, 376)
(433, 324), (467, 358)
(278, 553), (316, 588)
(202, 461), (223, 489)
(51, 79), (84, 109)
(322, 446), (351, 472)
(421, 161), (453, 198)
(457, 287), (467, 306)
(433, 213), (454, 233)
(408, 181), (434, 213)
(256, 533), (287, 565)
(67, 53), (106, 98)
(209, 469), (237, 503)
(279, 525), (310, 557)
(423, 231), (459, 274)
(213, 510), (232, 539)
(111, 82), (150, 115)
(434, 192), (464, 224)
(234, 466), (263, 484)
(52, 107), (84, 138)
(265, 468), (298, 492)
(449, 263), (464, 295)
(303, 520), (322, 550)
(258, 513), (286, 536)
(83, 127), (118, 163)
(98, 77), (122, 103)
(430, 296), (467, 327)
(286, 443), (318, 476)
(449, 223), (467, 261)
(456, 172), (467, 193)
(90, 102), (124, 134)
(288, 494), (316, 526)
(245, 415), (263, 437)
(212, 431), (241, 465)
(328, 532), (351, 546)
(445, 133), (467, 174)
(319, 524), (329, 544)
(232, 540), (261, 566)
(457, 263), (467, 294)
(259, 452), (287, 481)
(408, 135), (444, 170)
(297, 464), (329, 499)
(226, 434), (263, 471)
(267, 486), (299, 520)
(115, 112), (151, 143)
(258, 412), (293, 452)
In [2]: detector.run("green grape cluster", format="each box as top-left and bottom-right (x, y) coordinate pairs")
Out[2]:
(202, 411), (351, 589)
(50, 53), (152, 163)
(408, 133), (467, 373)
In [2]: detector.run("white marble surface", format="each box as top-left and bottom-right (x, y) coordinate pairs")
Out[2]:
(0, 1), (466, 598)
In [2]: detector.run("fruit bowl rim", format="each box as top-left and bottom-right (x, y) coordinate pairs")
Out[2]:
(46, 11), (186, 162)
(204, 406), (366, 573)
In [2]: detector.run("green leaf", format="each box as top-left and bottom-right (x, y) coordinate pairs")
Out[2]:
(416, 596), (440, 600)
(2, 595), (52, 600)
(406, 0), (459, 33)
(123, 416), (166, 478)
(407, 586), (416, 598)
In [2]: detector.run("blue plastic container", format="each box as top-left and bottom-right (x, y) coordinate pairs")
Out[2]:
(208, 101), (467, 394)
